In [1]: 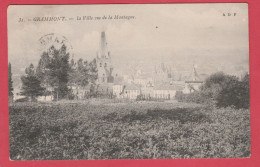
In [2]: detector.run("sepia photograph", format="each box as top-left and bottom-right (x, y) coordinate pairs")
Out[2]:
(7, 4), (250, 160)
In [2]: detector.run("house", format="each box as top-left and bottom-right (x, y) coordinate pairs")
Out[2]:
(71, 86), (90, 99)
(113, 84), (124, 98)
(153, 83), (183, 100)
(123, 83), (141, 99)
(97, 83), (113, 97)
(140, 82), (154, 100)
(112, 76), (125, 98)
(37, 95), (54, 102)
(113, 82), (141, 99)
(13, 85), (25, 101)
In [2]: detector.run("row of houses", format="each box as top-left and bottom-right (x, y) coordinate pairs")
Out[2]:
(112, 80), (202, 100)
(109, 63), (204, 100)
(13, 81), (202, 102)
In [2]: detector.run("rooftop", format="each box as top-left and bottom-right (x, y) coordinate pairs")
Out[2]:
(153, 83), (184, 91)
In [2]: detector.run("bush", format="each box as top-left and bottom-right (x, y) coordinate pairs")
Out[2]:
(216, 74), (249, 109)
(176, 72), (250, 109)
(175, 91), (185, 102)
(15, 97), (29, 102)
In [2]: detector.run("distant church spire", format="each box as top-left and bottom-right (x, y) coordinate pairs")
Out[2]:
(98, 31), (109, 59)
(190, 64), (200, 81)
(96, 31), (114, 84)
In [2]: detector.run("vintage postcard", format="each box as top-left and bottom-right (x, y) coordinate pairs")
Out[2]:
(7, 4), (250, 160)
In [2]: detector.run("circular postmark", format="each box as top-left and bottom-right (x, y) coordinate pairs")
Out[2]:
(38, 33), (74, 57)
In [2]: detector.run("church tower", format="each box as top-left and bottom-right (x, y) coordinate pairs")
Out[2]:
(96, 31), (114, 83)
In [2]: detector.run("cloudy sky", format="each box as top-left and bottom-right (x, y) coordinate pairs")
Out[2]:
(8, 4), (249, 76)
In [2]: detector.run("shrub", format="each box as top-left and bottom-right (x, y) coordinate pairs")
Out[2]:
(216, 74), (249, 109)
(176, 72), (250, 109)
(175, 91), (185, 102)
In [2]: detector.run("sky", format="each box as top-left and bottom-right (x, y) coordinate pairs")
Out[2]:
(8, 3), (249, 76)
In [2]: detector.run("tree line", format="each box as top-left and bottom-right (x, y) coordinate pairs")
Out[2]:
(175, 72), (250, 109)
(9, 45), (98, 102)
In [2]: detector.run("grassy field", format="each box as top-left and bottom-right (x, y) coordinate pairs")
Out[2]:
(9, 100), (251, 160)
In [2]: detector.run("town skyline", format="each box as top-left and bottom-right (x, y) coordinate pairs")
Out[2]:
(8, 4), (249, 78)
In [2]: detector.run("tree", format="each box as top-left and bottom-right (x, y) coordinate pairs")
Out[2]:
(67, 57), (98, 99)
(241, 73), (250, 108)
(75, 58), (90, 87)
(37, 45), (98, 100)
(178, 72), (250, 109)
(8, 63), (14, 102)
(53, 45), (70, 99)
(89, 58), (98, 85)
(200, 72), (239, 101)
(68, 58), (98, 88)
(36, 45), (70, 100)
(36, 51), (51, 86)
(88, 58), (98, 97)
(20, 64), (45, 101)
(68, 58), (77, 87)
(36, 51), (52, 98)
(216, 73), (249, 109)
